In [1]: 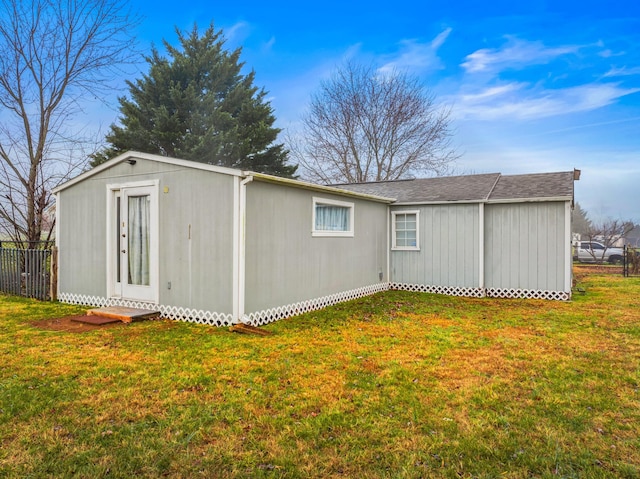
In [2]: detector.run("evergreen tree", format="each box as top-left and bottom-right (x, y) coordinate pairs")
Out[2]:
(573, 202), (592, 236)
(92, 24), (297, 177)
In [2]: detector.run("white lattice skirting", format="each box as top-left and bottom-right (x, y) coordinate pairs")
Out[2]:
(244, 282), (390, 326)
(58, 292), (234, 327)
(58, 283), (390, 327)
(59, 282), (569, 328)
(390, 282), (486, 298)
(485, 287), (571, 301)
(390, 283), (570, 301)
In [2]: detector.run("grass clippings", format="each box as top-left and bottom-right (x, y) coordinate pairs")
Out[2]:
(1, 271), (639, 478)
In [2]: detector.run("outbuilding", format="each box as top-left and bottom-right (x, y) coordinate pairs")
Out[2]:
(54, 151), (575, 326)
(338, 171), (575, 301)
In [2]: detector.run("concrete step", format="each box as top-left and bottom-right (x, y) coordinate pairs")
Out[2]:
(87, 306), (161, 323)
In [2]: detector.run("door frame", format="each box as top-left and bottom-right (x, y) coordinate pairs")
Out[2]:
(106, 180), (160, 303)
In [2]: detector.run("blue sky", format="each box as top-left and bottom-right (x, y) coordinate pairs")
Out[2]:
(110, 0), (640, 221)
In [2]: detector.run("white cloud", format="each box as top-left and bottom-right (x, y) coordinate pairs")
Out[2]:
(458, 144), (640, 221)
(461, 37), (580, 74)
(262, 36), (276, 52)
(604, 66), (640, 77)
(447, 36), (640, 123)
(459, 83), (523, 103)
(431, 27), (453, 50)
(377, 27), (452, 74)
(598, 49), (625, 59)
(575, 163), (640, 222)
(343, 43), (363, 61)
(225, 21), (250, 41)
(453, 83), (640, 120)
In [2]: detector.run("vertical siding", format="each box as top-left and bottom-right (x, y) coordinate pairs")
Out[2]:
(58, 181), (108, 297)
(57, 159), (235, 314)
(391, 204), (480, 288)
(157, 168), (235, 313)
(244, 181), (388, 313)
(485, 202), (568, 291)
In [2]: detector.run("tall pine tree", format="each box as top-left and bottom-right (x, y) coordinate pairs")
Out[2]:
(573, 202), (592, 236)
(92, 24), (296, 177)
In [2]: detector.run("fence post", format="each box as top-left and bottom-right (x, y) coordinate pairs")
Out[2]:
(624, 245), (628, 277)
(50, 246), (58, 301)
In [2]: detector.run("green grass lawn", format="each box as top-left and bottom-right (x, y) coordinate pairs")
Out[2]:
(1, 271), (639, 478)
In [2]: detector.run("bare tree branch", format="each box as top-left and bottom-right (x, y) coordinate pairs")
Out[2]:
(290, 61), (458, 184)
(0, 0), (138, 244)
(581, 218), (635, 262)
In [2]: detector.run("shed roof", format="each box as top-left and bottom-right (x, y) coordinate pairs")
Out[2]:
(54, 151), (574, 206)
(488, 172), (575, 201)
(334, 171), (575, 204)
(334, 173), (500, 203)
(52, 151), (396, 203)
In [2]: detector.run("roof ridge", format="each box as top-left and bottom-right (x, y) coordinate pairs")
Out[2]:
(501, 170), (574, 178)
(334, 172), (503, 187)
(486, 173), (502, 201)
(333, 178), (415, 187)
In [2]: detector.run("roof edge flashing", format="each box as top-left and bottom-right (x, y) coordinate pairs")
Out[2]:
(53, 151), (245, 193)
(246, 171), (396, 203)
(487, 196), (573, 204)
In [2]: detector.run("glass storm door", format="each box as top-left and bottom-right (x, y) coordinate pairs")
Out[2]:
(113, 186), (158, 302)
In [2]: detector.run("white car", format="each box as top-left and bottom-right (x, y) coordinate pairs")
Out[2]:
(574, 241), (624, 264)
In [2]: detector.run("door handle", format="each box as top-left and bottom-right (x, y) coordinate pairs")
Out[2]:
(121, 250), (126, 253)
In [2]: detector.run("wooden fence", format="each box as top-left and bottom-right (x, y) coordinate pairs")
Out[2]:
(0, 242), (55, 301)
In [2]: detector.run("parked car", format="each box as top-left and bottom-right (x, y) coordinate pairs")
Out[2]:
(573, 241), (624, 264)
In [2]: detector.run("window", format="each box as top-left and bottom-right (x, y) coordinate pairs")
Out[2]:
(312, 197), (354, 237)
(392, 210), (420, 250)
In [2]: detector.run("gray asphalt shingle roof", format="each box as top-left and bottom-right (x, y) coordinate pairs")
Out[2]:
(489, 171), (575, 201)
(334, 171), (574, 203)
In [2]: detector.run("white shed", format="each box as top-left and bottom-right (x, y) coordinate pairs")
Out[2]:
(338, 171), (576, 301)
(54, 152), (575, 326)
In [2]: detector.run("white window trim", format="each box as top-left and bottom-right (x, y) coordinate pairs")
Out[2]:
(312, 196), (354, 237)
(391, 210), (420, 251)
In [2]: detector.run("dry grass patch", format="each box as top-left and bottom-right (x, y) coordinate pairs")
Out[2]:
(1, 275), (640, 478)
